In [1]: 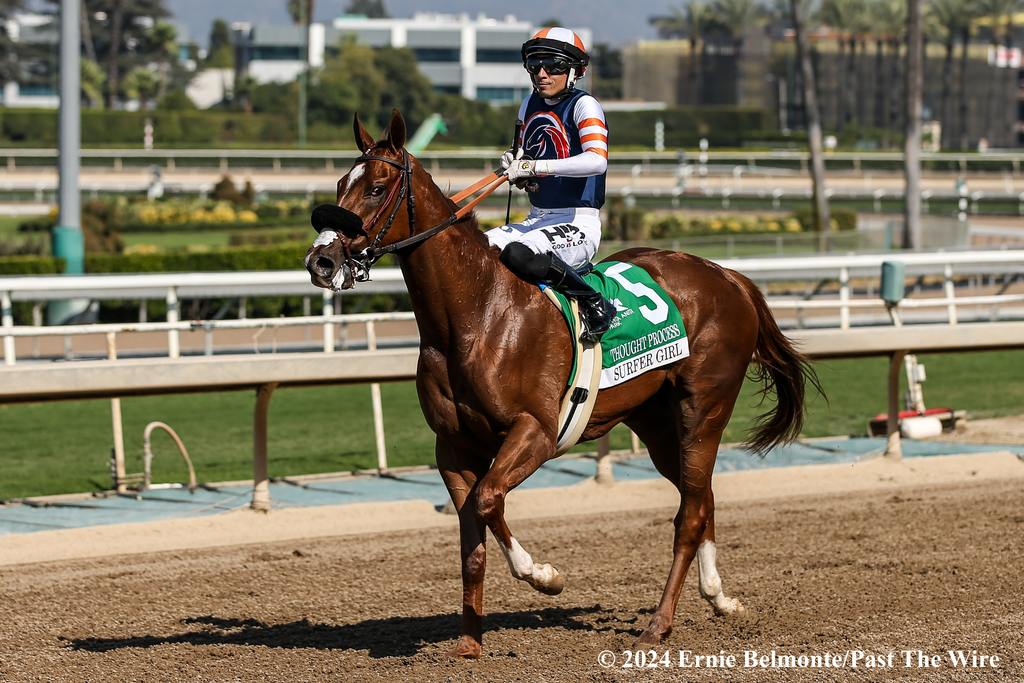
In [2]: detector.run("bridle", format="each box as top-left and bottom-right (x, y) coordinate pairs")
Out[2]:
(317, 149), (505, 284)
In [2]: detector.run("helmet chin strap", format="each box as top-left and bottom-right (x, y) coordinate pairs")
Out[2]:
(534, 67), (579, 101)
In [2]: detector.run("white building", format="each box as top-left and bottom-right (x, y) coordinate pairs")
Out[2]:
(233, 13), (592, 105)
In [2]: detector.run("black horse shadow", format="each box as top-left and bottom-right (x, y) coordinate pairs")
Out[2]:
(66, 605), (633, 658)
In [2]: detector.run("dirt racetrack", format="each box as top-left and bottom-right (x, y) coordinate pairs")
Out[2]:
(2, 457), (1023, 683)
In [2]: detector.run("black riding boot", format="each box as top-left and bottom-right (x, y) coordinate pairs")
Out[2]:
(546, 255), (618, 343)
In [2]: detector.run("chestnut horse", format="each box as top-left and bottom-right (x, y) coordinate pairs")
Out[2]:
(306, 111), (817, 658)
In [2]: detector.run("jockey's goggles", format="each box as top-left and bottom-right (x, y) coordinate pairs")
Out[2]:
(524, 55), (575, 76)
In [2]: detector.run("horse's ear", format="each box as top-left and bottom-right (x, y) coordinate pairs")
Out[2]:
(353, 113), (374, 153)
(384, 109), (406, 151)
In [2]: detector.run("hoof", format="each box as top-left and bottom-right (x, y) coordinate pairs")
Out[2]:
(527, 564), (564, 596)
(636, 614), (672, 646)
(448, 636), (482, 659)
(634, 627), (669, 647)
(712, 596), (747, 618)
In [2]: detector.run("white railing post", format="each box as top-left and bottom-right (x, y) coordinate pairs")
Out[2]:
(839, 267), (850, 330)
(165, 286), (180, 358)
(366, 321), (389, 474)
(2, 290), (14, 366)
(322, 290), (334, 352)
(944, 263), (957, 325)
(106, 333), (127, 493)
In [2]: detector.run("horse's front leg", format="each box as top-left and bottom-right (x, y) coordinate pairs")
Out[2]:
(475, 416), (565, 595)
(437, 438), (489, 658)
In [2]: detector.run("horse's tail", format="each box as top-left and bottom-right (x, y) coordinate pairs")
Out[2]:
(736, 273), (823, 455)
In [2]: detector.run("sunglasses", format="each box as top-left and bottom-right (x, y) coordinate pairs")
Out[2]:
(524, 56), (574, 76)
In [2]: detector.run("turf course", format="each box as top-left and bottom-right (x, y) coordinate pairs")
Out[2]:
(1, 350), (1022, 499)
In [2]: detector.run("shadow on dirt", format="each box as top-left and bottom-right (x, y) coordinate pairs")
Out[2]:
(65, 605), (627, 658)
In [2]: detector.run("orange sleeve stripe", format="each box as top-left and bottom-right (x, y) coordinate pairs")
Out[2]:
(586, 148), (609, 158)
(578, 118), (607, 130)
(580, 133), (608, 144)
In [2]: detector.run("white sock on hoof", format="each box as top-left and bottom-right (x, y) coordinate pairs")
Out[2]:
(697, 540), (745, 615)
(499, 537), (560, 589)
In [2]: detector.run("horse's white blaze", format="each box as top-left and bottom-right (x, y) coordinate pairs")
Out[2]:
(499, 537), (560, 588)
(313, 230), (339, 248)
(344, 163), (365, 193)
(697, 540), (745, 616)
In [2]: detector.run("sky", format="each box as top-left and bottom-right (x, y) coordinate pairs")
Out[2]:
(165, 0), (672, 47)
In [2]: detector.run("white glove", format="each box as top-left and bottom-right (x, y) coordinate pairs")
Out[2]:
(506, 157), (539, 182)
(500, 147), (523, 171)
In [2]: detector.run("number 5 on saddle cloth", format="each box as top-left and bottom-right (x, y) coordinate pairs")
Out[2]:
(540, 261), (690, 453)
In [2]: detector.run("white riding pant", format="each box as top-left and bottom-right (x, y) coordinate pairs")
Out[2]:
(485, 206), (601, 270)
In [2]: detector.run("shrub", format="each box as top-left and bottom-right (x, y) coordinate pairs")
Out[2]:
(793, 207), (858, 232)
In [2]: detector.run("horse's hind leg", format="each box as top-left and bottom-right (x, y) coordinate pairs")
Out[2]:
(696, 487), (746, 616)
(634, 426), (723, 645)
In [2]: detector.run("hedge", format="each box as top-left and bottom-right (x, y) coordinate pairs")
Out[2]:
(0, 256), (64, 275)
(606, 107), (767, 148)
(84, 243), (312, 273)
(0, 105), (772, 149)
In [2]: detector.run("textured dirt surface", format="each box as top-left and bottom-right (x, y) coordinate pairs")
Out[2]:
(2, 476), (1021, 682)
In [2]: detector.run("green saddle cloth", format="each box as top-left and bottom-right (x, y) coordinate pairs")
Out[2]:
(547, 261), (689, 389)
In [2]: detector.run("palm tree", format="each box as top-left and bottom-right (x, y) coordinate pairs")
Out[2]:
(822, 0), (867, 130)
(904, 0), (924, 249)
(710, 0), (763, 102)
(976, 0), (1016, 144)
(287, 0), (314, 145)
(789, 0), (833, 247)
(928, 0), (973, 148)
(146, 21), (177, 101)
(651, 2), (713, 104)
(874, 0), (906, 144)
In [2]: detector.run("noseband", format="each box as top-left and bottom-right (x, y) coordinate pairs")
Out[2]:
(314, 149), (465, 283)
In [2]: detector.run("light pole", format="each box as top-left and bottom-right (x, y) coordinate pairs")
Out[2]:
(52, 0), (85, 323)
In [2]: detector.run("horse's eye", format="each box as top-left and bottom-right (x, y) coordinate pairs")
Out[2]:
(369, 185), (385, 197)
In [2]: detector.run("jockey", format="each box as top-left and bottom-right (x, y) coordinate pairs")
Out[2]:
(485, 26), (617, 343)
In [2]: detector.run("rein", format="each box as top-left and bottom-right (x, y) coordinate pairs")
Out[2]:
(336, 150), (508, 283)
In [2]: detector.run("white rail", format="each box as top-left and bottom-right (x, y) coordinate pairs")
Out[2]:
(3, 250), (1024, 365)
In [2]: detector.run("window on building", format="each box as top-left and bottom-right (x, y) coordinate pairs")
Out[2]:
(413, 47), (460, 63)
(252, 46), (302, 61)
(476, 48), (522, 63)
(433, 84), (461, 95)
(18, 84), (57, 96)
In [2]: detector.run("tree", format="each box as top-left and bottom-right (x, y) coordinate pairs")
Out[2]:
(69, 0), (172, 108)
(122, 66), (162, 109)
(821, 0), (868, 131)
(710, 0), (763, 102)
(206, 18), (234, 68)
(651, 2), (713, 104)
(539, 17), (562, 27)
(590, 43), (623, 99)
(372, 47), (435, 130)
(81, 58), (106, 108)
(976, 0), (1015, 144)
(928, 0), (973, 148)
(346, 0), (389, 17)
(146, 20), (178, 99)
(903, 0), (923, 249)
(789, 0), (832, 245)
(0, 0), (23, 83)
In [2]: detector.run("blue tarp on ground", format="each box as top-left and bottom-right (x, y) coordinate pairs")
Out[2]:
(1, 438), (1019, 536)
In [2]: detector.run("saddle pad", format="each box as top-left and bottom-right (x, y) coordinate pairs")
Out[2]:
(549, 261), (689, 389)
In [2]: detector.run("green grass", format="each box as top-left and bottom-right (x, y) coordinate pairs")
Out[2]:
(2, 350), (1023, 500)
